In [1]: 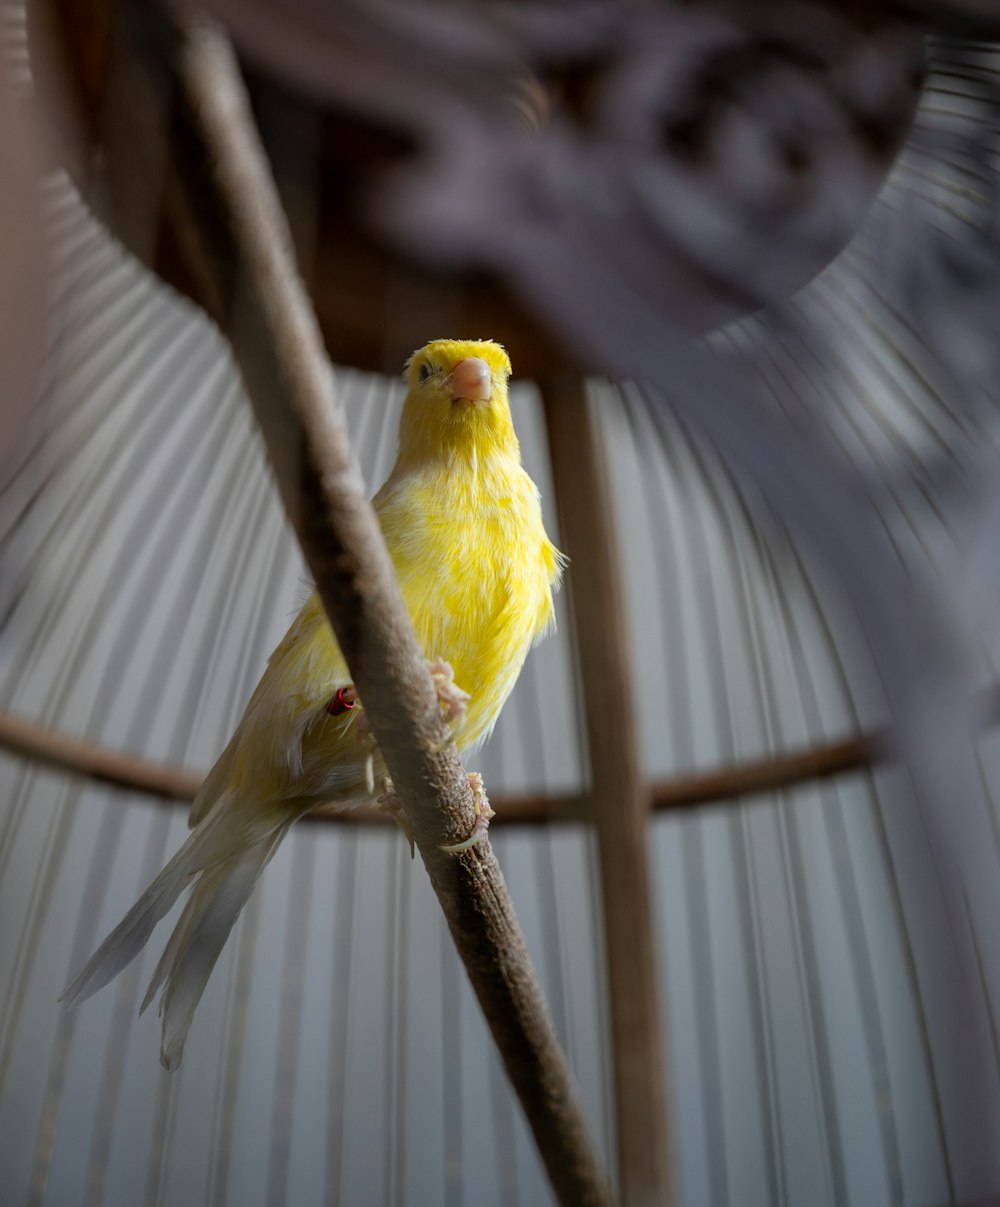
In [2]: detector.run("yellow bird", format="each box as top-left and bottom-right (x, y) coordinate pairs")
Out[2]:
(62, 338), (564, 1069)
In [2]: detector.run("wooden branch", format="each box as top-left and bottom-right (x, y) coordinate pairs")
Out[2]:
(656, 733), (878, 808)
(0, 710), (202, 800)
(543, 378), (674, 1206)
(0, 706), (882, 822)
(151, 10), (614, 1205)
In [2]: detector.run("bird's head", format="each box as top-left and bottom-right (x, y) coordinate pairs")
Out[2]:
(397, 338), (518, 466)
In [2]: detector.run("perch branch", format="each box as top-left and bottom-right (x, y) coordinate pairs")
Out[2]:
(156, 10), (614, 1206)
(0, 705), (898, 821)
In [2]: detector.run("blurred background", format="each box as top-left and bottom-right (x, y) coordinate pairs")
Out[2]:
(4, 1), (1000, 1205)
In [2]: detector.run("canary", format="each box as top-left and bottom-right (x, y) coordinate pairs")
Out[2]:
(62, 339), (564, 1069)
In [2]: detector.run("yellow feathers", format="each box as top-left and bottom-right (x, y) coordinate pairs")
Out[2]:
(397, 338), (516, 467)
(377, 337), (562, 751)
(208, 336), (561, 803)
(62, 338), (564, 1068)
(195, 337), (560, 815)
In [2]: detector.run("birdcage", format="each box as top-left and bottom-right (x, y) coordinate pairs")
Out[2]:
(3, 2), (1000, 1205)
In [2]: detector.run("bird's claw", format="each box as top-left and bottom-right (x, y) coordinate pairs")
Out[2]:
(327, 660), (466, 741)
(378, 772), (494, 856)
(440, 772), (495, 854)
(428, 659), (469, 726)
(330, 660), (468, 807)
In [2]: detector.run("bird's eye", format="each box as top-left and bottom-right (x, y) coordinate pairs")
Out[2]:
(418, 363), (432, 383)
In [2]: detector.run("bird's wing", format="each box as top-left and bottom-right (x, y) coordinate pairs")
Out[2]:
(188, 591), (360, 826)
(531, 536), (565, 644)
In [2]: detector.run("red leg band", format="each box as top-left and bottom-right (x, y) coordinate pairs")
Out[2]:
(325, 688), (356, 716)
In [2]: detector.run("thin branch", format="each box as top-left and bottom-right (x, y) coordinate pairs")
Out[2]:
(0, 706), (890, 821)
(0, 710), (202, 800)
(151, 9), (615, 1205)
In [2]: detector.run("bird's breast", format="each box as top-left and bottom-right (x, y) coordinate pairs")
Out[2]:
(377, 464), (553, 748)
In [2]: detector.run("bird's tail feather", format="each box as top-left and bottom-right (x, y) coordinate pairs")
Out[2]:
(60, 794), (260, 1010)
(144, 825), (288, 1070)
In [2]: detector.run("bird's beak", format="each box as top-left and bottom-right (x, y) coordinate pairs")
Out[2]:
(448, 357), (492, 405)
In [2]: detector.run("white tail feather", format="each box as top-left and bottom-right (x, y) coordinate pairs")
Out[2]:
(59, 791), (282, 1018)
(187, 734), (239, 829)
(148, 827), (288, 1070)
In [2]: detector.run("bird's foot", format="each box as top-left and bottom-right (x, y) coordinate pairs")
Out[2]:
(326, 661), (466, 742)
(427, 659), (469, 726)
(377, 779), (415, 859)
(440, 772), (495, 854)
